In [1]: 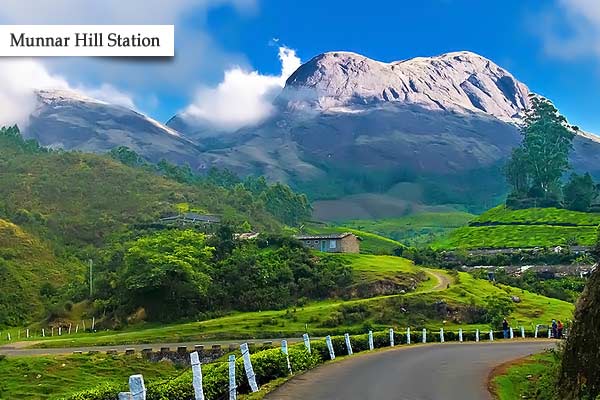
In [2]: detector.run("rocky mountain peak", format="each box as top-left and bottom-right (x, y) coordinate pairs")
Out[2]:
(281, 50), (531, 122)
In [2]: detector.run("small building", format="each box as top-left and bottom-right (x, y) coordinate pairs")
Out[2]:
(294, 233), (361, 253)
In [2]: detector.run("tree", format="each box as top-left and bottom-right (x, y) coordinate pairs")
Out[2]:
(484, 296), (515, 329)
(505, 96), (575, 206)
(563, 173), (598, 212)
(260, 183), (312, 226)
(119, 230), (214, 321)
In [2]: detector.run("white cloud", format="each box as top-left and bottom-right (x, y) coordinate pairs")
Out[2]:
(0, 59), (135, 128)
(182, 46), (302, 131)
(537, 0), (600, 62)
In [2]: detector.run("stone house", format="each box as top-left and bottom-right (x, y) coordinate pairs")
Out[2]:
(294, 233), (361, 253)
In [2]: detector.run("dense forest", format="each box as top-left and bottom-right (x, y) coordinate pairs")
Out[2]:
(0, 126), (315, 327)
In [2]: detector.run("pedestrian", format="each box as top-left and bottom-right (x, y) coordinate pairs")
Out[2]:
(551, 319), (558, 339)
(502, 318), (509, 339)
(557, 320), (564, 339)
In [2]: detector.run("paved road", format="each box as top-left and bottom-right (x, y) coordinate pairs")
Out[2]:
(266, 341), (554, 400)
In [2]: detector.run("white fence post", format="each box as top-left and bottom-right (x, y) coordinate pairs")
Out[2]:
(228, 355), (236, 400)
(344, 333), (353, 355)
(190, 351), (205, 400)
(368, 330), (374, 351)
(548, 328), (552, 338)
(58, 327), (62, 336)
(92, 317), (95, 331)
(510, 327), (514, 339)
(440, 328), (445, 343)
(521, 326), (525, 339)
(422, 328), (427, 343)
(476, 329), (480, 342)
(534, 324), (539, 338)
(406, 327), (411, 345)
(240, 343), (259, 393)
(7, 332), (10, 341)
(325, 335), (335, 360)
(302, 333), (311, 354)
(82, 320), (86, 331)
(129, 374), (146, 400)
(26, 329), (29, 339)
(458, 328), (463, 342)
(389, 328), (395, 347)
(489, 330), (494, 341)
(42, 328), (45, 338)
(68, 323), (72, 335)
(281, 340), (292, 374)
(76, 324), (79, 334)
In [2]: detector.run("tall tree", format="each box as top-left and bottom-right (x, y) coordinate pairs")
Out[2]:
(563, 173), (598, 212)
(505, 95), (575, 204)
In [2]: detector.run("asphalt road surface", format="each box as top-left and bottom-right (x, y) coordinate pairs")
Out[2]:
(266, 341), (554, 400)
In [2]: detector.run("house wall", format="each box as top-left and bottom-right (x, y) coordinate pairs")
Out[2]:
(340, 236), (360, 253)
(299, 239), (341, 253)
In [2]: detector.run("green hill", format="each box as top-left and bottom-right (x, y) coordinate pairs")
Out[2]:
(339, 211), (475, 246)
(0, 219), (83, 326)
(433, 205), (600, 249)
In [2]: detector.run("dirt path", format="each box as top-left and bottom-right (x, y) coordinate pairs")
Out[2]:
(428, 269), (453, 291)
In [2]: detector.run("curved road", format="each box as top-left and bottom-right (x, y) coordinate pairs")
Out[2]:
(267, 341), (553, 400)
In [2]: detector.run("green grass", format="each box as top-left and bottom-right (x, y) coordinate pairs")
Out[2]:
(492, 352), (557, 400)
(9, 254), (572, 349)
(432, 205), (600, 249)
(433, 225), (598, 249)
(0, 353), (182, 399)
(475, 205), (600, 226)
(304, 223), (405, 254)
(339, 211), (475, 246)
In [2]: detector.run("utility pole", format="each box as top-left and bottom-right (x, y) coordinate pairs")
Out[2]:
(88, 259), (93, 298)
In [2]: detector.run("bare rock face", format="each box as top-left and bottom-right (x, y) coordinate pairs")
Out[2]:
(23, 89), (207, 170)
(280, 51), (530, 121)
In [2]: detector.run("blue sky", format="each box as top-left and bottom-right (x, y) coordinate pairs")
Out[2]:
(0, 0), (599, 132)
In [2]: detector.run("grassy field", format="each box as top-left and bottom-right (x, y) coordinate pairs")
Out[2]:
(492, 352), (558, 400)
(433, 225), (598, 249)
(475, 206), (600, 226)
(339, 211), (475, 246)
(304, 223), (405, 254)
(1, 254), (572, 349)
(433, 206), (600, 249)
(0, 353), (182, 399)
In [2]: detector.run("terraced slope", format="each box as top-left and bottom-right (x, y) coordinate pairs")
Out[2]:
(433, 206), (600, 249)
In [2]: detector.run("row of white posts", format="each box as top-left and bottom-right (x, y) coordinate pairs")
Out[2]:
(117, 326), (541, 399)
(1, 318), (96, 341)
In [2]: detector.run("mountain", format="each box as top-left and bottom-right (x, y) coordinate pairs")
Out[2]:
(169, 51), (600, 218)
(23, 89), (207, 169)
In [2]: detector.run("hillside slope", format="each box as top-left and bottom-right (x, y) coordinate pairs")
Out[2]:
(433, 206), (600, 249)
(169, 51), (600, 217)
(0, 219), (83, 326)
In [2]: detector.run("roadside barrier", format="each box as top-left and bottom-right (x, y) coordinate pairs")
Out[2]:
(78, 326), (557, 400)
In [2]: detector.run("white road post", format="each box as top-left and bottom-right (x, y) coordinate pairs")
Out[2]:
(281, 340), (292, 374)
(440, 328), (445, 343)
(82, 320), (86, 331)
(26, 329), (29, 339)
(476, 329), (480, 342)
(489, 330), (494, 341)
(325, 335), (336, 360)
(68, 323), (72, 334)
(406, 327), (411, 345)
(389, 328), (395, 347)
(228, 355), (236, 400)
(51, 327), (54, 337)
(92, 317), (95, 331)
(240, 343), (259, 392)
(510, 327), (514, 339)
(368, 330), (374, 351)
(344, 333), (353, 355)
(534, 325), (539, 338)
(42, 328), (45, 338)
(548, 329), (552, 338)
(422, 328), (427, 343)
(458, 328), (463, 342)
(7, 332), (10, 341)
(302, 333), (311, 354)
(129, 374), (146, 400)
(58, 327), (62, 336)
(190, 351), (205, 400)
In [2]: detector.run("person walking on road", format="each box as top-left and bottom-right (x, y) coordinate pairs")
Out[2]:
(557, 320), (564, 339)
(502, 318), (509, 339)
(551, 319), (558, 338)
